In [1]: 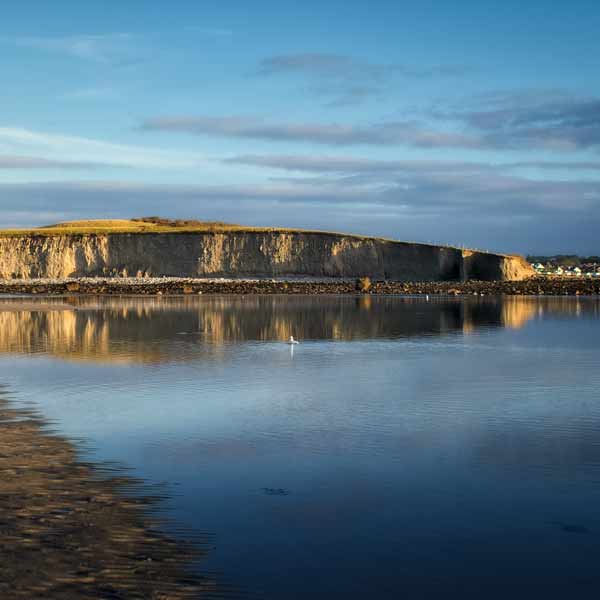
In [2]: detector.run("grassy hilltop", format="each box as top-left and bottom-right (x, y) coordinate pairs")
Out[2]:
(0, 216), (408, 245)
(0, 217), (256, 236)
(0, 217), (519, 259)
(0, 216), (373, 238)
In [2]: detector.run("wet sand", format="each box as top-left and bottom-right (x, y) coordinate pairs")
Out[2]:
(0, 395), (211, 599)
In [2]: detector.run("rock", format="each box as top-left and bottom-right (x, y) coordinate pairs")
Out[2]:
(0, 275), (598, 296)
(356, 277), (372, 292)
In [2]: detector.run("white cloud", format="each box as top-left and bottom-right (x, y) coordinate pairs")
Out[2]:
(226, 154), (600, 175)
(60, 86), (120, 101)
(0, 126), (207, 170)
(13, 33), (143, 65)
(141, 116), (481, 148)
(0, 155), (101, 169)
(257, 53), (465, 106)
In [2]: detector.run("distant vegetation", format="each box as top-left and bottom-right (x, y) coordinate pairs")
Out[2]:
(44, 217), (241, 232)
(130, 216), (233, 228)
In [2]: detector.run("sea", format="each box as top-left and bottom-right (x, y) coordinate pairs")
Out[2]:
(1, 294), (599, 599)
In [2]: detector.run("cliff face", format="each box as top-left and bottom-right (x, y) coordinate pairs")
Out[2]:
(0, 232), (533, 281)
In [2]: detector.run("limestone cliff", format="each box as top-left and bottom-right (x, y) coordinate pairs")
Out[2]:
(0, 231), (533, 281)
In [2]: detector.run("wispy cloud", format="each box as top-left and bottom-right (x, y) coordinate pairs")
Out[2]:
(142, 90), (600, 151)
(0, 155), (105, 169)
(227, 154), (600, 174)
(140, 116), (480, 147)
(259, 53), (463, 79)
(434, 93), (600, 151)
(1, 174), (598, 252)
(226, 155), (494, 174)
(220, 155), (600, 213)
(60, 86), (120, 101)
(257, 53), (465, 106)
(196, 28), (233, 38)
(11, 33), (145, 66)
(0, 126), (207, 170)
(2, 176), (596, 214)
(504, 160), (600, 171)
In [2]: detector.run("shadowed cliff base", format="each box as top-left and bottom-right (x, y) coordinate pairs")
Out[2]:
(0, 390), (216, 599)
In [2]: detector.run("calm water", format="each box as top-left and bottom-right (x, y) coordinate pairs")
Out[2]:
(1, 295), (600, 599)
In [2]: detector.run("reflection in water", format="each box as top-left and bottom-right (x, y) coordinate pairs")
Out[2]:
(1, 295), (600, 599)
(0, 295), (597, 364)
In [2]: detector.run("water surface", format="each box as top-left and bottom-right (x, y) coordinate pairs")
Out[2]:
(1, 295), (599, 599)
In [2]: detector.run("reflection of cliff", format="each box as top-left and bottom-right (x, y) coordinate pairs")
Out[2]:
(0, 296), (593, 365)
(460, 296), (539, 331)
(500, 297), (541, 329)
(499, 296), (600, 329)
(0, 309), (155, 364)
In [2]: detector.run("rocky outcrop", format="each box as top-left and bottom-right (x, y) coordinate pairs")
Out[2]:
(0, 231), (533, 281)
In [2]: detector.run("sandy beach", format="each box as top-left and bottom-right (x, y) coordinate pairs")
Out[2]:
(0, 394), (211, 599)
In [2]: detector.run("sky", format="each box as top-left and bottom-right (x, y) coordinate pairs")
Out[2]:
(1, 1), (599, 254)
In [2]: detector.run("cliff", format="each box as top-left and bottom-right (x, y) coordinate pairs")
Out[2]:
(0, 225), (533, 281)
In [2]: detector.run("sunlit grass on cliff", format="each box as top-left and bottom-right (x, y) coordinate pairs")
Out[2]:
(0, 217), (267, 236)
(0, 216), (398, 239)
(42, 217), (249, 234)
(0, 217), (520, 258)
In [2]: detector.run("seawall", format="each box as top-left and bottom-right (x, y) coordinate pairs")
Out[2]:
(0, 231), (533, 281)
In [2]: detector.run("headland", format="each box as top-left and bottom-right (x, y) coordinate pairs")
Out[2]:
(0, 218), (532, 282)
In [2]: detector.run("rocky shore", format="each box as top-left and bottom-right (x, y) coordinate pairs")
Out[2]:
(0, 276), (598, 296)
(0, 396), (212, 599)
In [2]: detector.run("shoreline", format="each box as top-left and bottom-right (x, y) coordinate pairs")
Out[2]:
(0, 277), (598, 296)
(0, 394), (212, 599)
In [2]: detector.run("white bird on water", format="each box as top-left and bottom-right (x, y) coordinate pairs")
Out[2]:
(288, 336), (299, 345)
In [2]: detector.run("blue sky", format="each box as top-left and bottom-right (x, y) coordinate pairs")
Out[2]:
(1, 1), (599, 253)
